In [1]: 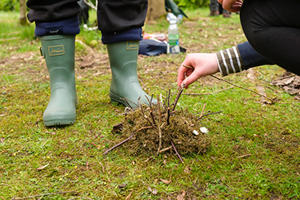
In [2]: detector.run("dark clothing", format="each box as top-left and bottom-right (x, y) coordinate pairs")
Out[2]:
(237, 42), (273, 70)
(26, 0), (148, 44)
(78, 0), (89, 25)
(27, 0), (80, 23)
(34, 16), (80, 36)
(209, 0), (219, 13)
(97, 0), (147, 34)
(210, 0), (231, 16)
(240, 0), (300, 75)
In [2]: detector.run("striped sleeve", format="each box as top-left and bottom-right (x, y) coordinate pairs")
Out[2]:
(216, 46), (243, 76)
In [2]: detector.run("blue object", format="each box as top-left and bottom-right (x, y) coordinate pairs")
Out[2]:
(35, 16), (80, 37)
(101, 28), (143, 44)
(139, 39), (186, 56)
(139, 39), (167, 56)
(237, 41), (274, 69)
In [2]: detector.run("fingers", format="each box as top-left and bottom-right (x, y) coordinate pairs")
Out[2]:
(222, 0), (242, 12)
(177, 64), (190, 87)
(222, 0), (237, 11)
(177, 55), (194, 87)
(182, 70), (201, 88)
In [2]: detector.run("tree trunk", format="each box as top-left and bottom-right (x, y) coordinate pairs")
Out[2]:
(146, 0), (166, 22)
(19, 0), (28, 25)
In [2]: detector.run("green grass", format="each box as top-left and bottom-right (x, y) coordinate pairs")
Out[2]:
(0, 9), (299, 199)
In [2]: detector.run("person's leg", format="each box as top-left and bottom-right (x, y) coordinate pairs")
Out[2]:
(222, 9), (231, 18)
(210, 0), (220, 16)
(240, 0), (300, 75)
(97, 0), (155, 108)
(27, 0), (80, 126)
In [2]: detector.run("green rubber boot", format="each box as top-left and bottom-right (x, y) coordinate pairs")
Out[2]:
(107, 41), (155, 108)
(40, 35), (77, 126)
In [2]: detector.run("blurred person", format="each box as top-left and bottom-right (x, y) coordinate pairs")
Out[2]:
(26, 0), (154, 126)
(210, 0), (231, 17)
(178, 0), (300, 88)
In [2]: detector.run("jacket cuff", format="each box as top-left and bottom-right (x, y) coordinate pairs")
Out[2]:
(216, 46), (243, 76)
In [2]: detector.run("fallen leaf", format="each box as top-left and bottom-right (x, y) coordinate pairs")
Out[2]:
(37, 163), (49, 171)
(177, 190), (186, 200)
(125, 191), (133, 200)
(160, 179), (171, 184)
(118, 183), (127, 189)
(184, 166), (191, 174)
(148, 186), (158, 195)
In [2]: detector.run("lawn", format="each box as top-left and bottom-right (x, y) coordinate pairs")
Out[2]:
(0, 9), (299, 200)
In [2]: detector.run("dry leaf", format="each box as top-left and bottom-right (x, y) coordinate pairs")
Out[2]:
(37, 163), (49, 171)
(118, 183), (127, 189)
(148, 187), (158, 195)
(125, 191), (133, 200)
(160, 179), (171, 184)
(184, 166), (191, 174)
(177, 190), (186, 200)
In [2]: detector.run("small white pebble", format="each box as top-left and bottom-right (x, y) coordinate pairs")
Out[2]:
(200, 127), (209, 134)
(193, 130), (199, 136)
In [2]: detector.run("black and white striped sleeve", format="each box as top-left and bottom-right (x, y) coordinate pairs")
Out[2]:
(216, 46), (243, 76)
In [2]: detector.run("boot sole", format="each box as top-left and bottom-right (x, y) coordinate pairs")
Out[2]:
(43, 115), (76, 127)
(44, 119), (75, 127)
(110, 91), (131, 108)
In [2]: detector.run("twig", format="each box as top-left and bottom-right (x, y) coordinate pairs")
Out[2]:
(139, 99), (152, 126)
(146, 95), (156, 126)
(12, 191), (76, 200)
(210, 75), (274, 102)
(198, 103), (207, 119)
(171, 141), (184, 163)
(237, 154), (251, 159)
(121, 98), (133, 109)
(98, 161), (105, 173)
(183, 87), (234, 96)
(172, 87), (184, 111)
(166, 89), (171, 125)
(103, 126), (153, 155)
(157, 96), (162, 153)
(103, 134), (134, 155)
(83, 0), (97, 10)
(199, 111), (222, 119)
(159, 146), (172, 153)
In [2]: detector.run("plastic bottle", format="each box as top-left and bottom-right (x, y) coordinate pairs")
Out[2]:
(167, 13), (180, 54)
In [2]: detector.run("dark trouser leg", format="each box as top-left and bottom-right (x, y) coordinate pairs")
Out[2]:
(27, 0), (80, 23)
(27, 0), (80, 36)
(210, 0), (219, 16)
(240, 0), (300, 75)
(222, 8), (231, 18)
(97, 0), (147, 44)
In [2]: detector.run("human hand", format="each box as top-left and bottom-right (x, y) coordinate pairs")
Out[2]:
(177, 53), (219, 88)
(218, 0), (243, 12)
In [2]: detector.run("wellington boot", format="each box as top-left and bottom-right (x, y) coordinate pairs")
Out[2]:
(40, 35), (77, 126)
(107, 41), (156, 109)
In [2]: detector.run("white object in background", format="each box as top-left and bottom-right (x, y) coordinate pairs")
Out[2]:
(193, 130), (199, 136)
(200, 127), (209, 134)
